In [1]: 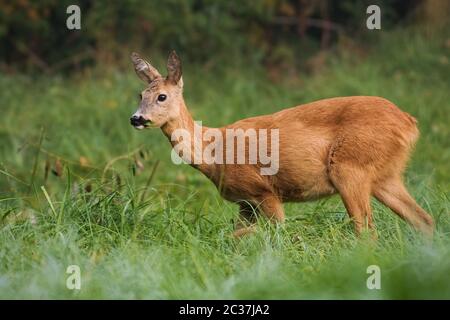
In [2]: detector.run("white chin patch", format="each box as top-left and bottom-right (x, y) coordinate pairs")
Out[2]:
(134, 125), (145, 130)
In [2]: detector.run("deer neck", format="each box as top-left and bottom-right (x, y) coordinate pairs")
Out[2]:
(161, 101), (215, 177)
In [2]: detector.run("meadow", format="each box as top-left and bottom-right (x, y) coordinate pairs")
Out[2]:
(0, 27), (449, 299)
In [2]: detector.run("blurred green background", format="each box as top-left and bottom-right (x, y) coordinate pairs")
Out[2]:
(0, 0), (449, 299)
(0, 0), (446, 72)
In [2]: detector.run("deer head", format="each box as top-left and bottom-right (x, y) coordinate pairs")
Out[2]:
(130, 51), (184, 129)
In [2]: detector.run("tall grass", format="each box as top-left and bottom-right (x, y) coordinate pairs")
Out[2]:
(0, 27), (449, 299)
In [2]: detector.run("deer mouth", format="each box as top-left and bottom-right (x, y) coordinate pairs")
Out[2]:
(134, 120), (158, 129)
(130, 115), (152, 129)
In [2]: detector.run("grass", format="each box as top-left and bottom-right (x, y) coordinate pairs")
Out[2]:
(0, 26), (449, 299)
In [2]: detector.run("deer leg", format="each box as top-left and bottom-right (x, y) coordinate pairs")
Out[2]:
(258, 194), (285, 223)
(339, 188), (373, 235)
(233, 196), (284, 238)
(233, 202), (257, 238)
(330, 166), (374, 235)
(373, 178), (434, 237)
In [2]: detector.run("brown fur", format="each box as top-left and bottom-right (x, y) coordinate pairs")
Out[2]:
(131, 52), (434, 238)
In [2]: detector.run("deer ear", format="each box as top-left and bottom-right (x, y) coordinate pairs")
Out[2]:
(166, 50), (182, 85)
(130, 52), (161, 84)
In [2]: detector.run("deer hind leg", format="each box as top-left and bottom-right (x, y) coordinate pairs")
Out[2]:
(329, 165), (374, 235)
(373, 178), (434, 237)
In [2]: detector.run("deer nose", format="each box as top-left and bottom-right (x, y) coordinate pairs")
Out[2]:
(130, 115), (146, 126)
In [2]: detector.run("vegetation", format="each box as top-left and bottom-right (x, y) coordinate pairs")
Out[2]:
(0, 0), (432, 72)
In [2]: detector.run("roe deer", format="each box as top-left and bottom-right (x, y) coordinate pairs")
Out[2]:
(129, 51), (434, 238)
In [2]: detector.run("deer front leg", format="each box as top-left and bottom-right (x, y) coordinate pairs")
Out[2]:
(258, 194), (285, 223)
(233, 202), (257, 238)
(232, 195), (285, 238)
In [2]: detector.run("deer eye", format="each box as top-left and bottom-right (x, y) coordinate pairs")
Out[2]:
(157, 94), (167, 102)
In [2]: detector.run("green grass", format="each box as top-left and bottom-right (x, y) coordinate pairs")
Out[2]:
(0, 27), (449, 299)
